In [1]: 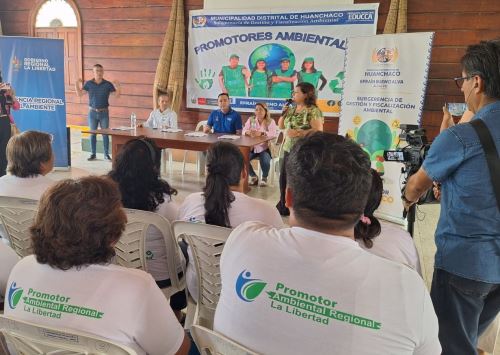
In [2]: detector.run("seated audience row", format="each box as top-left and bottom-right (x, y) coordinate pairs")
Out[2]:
(4, 176), (190, 355)
(1, 130), (434, 354)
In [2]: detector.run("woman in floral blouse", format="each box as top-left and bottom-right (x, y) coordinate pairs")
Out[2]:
(276, 82), (323, 216)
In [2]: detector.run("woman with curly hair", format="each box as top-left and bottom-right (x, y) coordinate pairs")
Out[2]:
(5, 176), (190, 355)
(108, 137), (186, 320)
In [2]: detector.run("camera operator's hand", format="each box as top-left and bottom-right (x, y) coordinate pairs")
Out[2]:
(432, 182), (442, 201)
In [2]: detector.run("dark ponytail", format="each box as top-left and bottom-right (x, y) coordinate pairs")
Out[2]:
(203, 142), (244, 227)
(354, 169), (382, 248)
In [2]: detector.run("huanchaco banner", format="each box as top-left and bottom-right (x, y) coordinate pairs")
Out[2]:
(0, 36), (68, 167)
(339, 32), (434, 223)
(187, 5), (378, 115)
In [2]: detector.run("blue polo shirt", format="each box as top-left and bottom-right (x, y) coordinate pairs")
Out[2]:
(207, 108), (242, 134)
(422, 101), (500, 283)
(83, 79), (115, 109)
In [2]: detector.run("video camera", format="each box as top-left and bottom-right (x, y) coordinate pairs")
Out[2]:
(383, 124), (436, 206)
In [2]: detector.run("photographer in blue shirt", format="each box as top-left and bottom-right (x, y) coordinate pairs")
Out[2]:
(404, 40), (500, 355)
(204, 93), (242, 135)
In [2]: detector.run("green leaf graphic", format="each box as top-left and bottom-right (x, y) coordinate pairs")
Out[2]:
(243, 281), (267, 300)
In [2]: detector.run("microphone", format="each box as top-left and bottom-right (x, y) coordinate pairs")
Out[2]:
(282, 98), (293, 115)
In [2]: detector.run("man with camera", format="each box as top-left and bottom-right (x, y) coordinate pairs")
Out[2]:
(403, 40), (500, 355)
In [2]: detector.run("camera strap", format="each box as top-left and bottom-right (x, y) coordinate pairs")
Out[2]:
(470, 119), (500, 211)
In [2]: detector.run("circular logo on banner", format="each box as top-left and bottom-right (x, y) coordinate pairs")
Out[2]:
(248, 44), (296, 72)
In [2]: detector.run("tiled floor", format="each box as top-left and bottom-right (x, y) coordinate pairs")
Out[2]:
(49, 129), (498, 354)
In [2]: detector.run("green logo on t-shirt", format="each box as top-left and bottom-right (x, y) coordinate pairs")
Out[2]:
(12, 284), (105, 320)
(235, 271), (382, 329)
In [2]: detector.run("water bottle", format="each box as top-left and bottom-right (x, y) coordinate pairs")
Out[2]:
(130, 112), (137, 129)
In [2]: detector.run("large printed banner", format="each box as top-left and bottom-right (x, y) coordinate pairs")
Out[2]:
(187, 5), (378, 115)
(339, 32), (434, 223)
(0, 36), (68, 168)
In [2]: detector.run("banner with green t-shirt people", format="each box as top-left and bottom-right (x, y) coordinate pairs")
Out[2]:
(187, 4), (378, 115)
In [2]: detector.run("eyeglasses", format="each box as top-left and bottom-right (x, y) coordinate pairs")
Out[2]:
(453, 73), (480, 89)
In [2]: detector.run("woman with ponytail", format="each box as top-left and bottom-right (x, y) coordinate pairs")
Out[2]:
(355, 169), (421, 274)
(178, 141), (283, 299)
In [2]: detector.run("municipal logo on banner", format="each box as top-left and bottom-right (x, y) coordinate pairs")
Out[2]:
(235, 271), (382, 329)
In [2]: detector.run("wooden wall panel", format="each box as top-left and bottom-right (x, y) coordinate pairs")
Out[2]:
(0, 0), (499, 137)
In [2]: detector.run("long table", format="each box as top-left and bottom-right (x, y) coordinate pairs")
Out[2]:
(84, 127), (275, 192)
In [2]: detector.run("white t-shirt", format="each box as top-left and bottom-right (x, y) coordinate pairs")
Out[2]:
(0, 174), (55, 241)
(357, 220), (422, 275)
(5, 255), (184, 355)
(214, 222), (441, 355)
(0, 174), (55, 200)
(0, 242), (19, 301)
(145, 108), (178, 129)
(178, 191), (284, 299)
(145, 195), (185, 282)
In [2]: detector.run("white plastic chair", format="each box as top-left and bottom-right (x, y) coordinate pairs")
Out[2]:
(191, 324), (259, 355)
(114, 209), (186, 299)
(257, 129), (285, 186)
(0, 315), (137, 354)
(0, 196), (38, 258)
(172, 221), (232, 329)
(181, 120), (207, 176)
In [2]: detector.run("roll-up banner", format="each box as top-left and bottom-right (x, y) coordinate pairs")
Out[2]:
(0, 36), (68, 168)
(339, 32), (434, 223)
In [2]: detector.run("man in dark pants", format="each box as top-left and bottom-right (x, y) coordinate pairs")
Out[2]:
(404, 40), (500, 355)
(76, 64), (120, 161)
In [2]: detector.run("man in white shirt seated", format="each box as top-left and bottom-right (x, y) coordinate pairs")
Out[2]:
(214, 132), (441, 355)
(143, 91), (178, 129)
(5, 176), (190, 355)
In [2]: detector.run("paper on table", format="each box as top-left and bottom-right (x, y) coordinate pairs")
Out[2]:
(218, 135), (240, 140)
(162, 128), (183, 133)
(185, 132), (207, 137)
(112, 126), (134, 131)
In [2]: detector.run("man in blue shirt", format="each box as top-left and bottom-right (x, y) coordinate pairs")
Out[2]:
(76, 64), (120, 161)
(204, 93), (242, 135)
(404, 40), (500, 355)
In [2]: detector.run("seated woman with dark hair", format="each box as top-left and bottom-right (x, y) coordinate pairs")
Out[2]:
(178, 141), (284, 299)
(4, 176), (190, 355)
(0, 130), (54, 199)
(0, 131), (55, 241)
(108, 137), (186, 320)
(355, 169), (421, 274)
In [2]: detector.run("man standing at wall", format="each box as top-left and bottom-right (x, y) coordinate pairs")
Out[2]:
(404, 40), (500, 355)
(76, 64), (120, 161)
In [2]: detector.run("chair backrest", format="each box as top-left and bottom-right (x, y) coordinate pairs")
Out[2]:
(195, 120), (208, 132)
(114, 209), (185, 298)
(172, 221), (232, 329)
(0, 315), (137, 355)
(0, 196), (38, 258)
(269, 130), (285, 160)
(191, 324), (258, 355)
